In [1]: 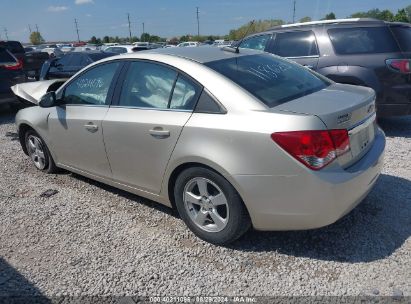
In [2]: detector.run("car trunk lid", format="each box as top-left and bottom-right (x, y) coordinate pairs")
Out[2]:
(273, 83), (377, 168)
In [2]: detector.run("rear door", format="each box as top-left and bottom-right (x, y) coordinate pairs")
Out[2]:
(102, 60), (202, 194)
(268, 30), (319, 70)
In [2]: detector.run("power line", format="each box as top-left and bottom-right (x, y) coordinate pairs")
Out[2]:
(74, 18), (80, 42)
(196, 7), (200, 37)
(292, 0), (296, 23)
(127, 13), (132, 42)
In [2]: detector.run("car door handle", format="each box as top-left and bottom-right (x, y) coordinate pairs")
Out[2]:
(149, 127), (170, 139)
(84, 123), (99, 133)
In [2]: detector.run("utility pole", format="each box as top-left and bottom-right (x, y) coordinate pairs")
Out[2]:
(127, 13), (132, 42)
(4, 28), (9, 40)
(196, 7), (200, 38)
(292, 0), (296, 23)
(35, 24), (39, 33)
(74, 18), (80, 42)
(142, 22), (145, 42)
(28, 24), (32, 34)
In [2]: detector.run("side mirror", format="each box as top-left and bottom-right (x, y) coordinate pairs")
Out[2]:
(39, 91), (57, 108)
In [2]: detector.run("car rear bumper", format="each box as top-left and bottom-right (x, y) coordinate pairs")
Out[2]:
(233, 128), (385, 231)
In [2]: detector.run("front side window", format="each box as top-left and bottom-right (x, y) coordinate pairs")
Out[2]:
(328, 27), (399, 55)
(119, 61), (177, 109)
(63, 62), (120, 105)
(272, 31), (318, 57)
(240, 34), (271, 51)
(205, 54), (330, 108)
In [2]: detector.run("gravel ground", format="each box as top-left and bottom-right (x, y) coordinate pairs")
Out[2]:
(0, 105), (410, 299)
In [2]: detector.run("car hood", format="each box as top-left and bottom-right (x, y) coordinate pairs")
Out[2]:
(11, 79), (66, 104)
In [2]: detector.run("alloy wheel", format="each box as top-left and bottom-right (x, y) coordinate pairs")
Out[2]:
(27, 135), (47, 170)
(183, 177), (229, 233)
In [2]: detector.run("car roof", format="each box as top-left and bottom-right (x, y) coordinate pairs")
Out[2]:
(142, 46), (262, 63)
(264, 18), (411, 31)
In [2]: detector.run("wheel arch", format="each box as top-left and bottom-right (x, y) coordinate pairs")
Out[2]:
(165, 160), (248, 214)
(18, 123), (36, 155)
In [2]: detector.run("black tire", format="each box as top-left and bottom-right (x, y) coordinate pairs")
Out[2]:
(24, 129), (58, 173)
(174, 167), (251, 245)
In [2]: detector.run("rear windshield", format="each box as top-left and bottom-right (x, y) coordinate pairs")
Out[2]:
(205, 54), (330, 107)
(0, 48), (16, 64)
(0, 41), (24, 54)
(328, 27), (399, 55)
(390, 26), (411, 52)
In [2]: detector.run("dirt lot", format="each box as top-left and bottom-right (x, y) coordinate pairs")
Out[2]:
(0, 105), (410, 299)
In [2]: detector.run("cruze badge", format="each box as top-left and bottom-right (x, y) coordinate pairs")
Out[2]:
(337, 113), (351, 124)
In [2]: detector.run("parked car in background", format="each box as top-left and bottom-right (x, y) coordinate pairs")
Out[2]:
(0, 40), (49, 80)
(13, 47), (384, 244)
(177, 42), (199, 47)
(103, 45), (141, 54)
(0, 47), (26, 107)
(41, 47), (64, 58)
(61, 46), (74, 53)
(40, 51), (116, 80)
(235, 18), (411, 117)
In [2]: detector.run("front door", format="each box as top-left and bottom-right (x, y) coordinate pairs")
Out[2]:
(48, 61), (122, 178)
(103, 60), (201, 194)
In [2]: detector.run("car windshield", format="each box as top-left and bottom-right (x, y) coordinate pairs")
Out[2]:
(205, 54), (330, 107)
(88, 52), (116, 61)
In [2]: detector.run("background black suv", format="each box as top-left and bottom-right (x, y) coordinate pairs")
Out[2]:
(0, 47), (26, 106)
(236, 18), (411, 117)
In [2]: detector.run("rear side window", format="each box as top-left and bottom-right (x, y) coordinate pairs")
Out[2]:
(0, 41), (24, 54)
(169, 75), (201, 110)
(328, 27), (399, 55)
(272, 31), (318, 57)
(390, 26), (411, 52)
(0, 48), (16, 64)
(205, 54), (330, 108)
(119, 61), (177, 109)
(240, 34), (271, 51)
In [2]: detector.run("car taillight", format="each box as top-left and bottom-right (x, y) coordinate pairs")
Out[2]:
(386, 59), (411, 74)
(271, 129), (350, 170)
(2, 59), (23, 71)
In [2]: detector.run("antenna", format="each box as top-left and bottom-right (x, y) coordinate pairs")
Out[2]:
(234, 20), (255, 53)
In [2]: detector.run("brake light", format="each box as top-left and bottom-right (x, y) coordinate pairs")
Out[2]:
(2, 59), (23, 71)
(271, 129), (350, 170)
(386, 59), (411, 74)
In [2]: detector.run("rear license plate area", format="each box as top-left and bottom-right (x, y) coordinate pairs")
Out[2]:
(349, 114), (376, 159)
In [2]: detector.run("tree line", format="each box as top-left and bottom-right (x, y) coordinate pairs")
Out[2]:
(227, 5), (411, 41)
